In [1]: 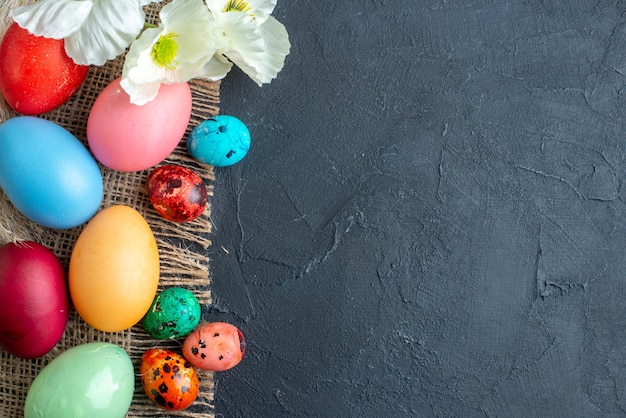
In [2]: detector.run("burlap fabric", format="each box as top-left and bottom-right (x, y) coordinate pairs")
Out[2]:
(0, 1), (217, 416)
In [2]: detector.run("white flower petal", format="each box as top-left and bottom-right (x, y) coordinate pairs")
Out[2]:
(206, 0), (276, 24)
(220, 15), (290, 85)
(205, 0), (224, 10)
(120, 77), (162, 106)
(161, 0), (223, 64)
(124, 27), (163, 84)
(10, 0), (93, 39)
(246, 0), (277, 24)
(199, 54), (233, 80)
(64, 1), (147, 65)
(140, 0), (163, 5)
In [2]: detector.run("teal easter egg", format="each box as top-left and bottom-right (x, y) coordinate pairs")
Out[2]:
(142, 287), (202, 339)
(187, 115), (251, 167)
(0, 116), (103, 229)
(24, 342), (134, 418)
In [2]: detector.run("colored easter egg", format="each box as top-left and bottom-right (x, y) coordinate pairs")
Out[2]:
(140, 348), (199, 411)
(0, 22), (89, 115)
(24, 342), (135, 418)
(142, 287), (202, 340)
(0, 116), (103, 229)
(182, 322), (246, 372)
(147, 165), (208, 223)
(87, 77), (192, 172)
(0, 241), (69, 359)
(187, 115), (250, 167)
(69, 205), (160, 332)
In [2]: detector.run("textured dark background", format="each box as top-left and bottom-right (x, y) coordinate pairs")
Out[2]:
(208, 1), (626, 416)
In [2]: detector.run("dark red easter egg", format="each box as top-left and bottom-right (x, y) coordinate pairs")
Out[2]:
(140, 348), (199, 411)
(147, 165), (208, 223)
(0, 241), (69, 359)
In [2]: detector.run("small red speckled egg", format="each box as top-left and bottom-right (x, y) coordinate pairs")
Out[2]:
(147, 165), (208, 223)
(140, 348), (199, 411)
(182, 322), (246, 372)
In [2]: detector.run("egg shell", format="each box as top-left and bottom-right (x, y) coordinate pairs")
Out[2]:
(142, 287), (202, 339)
(87, 77), (192, 172)
(24, 342), (135, 418)
(147, 165), (208, 223)
(69, 205), (160, 332)
(0, 241), (68, 359)
(140, 348), (199, 411)
(182, 322), (246, 372)
(187, 115), (251, 167)
(0, 22), (90, 115)
(0, 116), (103, 229)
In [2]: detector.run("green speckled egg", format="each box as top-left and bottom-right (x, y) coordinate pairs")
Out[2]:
(142, 287), (201, 339)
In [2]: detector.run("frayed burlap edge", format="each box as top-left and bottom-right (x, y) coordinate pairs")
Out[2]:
(0, 1), (217, 417)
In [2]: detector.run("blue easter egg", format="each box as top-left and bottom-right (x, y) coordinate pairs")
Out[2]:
(187, 115), (250, 167)
(0, 116), (103, 229)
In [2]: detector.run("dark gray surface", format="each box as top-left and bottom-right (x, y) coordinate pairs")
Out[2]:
(208, 1), (626, 416)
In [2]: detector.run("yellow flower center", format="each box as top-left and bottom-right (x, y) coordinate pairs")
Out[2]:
(151, 33), (179, 69)
(224, 0), (251, 13)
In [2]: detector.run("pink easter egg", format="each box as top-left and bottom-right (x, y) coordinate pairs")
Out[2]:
(87, 78), (192, 172)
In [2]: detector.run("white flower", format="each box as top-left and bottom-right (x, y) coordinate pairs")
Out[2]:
(10, 0), (162, 66)
(121, 0), (231, 105)
(206, 0), (290, 85)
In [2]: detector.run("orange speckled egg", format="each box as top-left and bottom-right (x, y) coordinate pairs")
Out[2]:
(69, 205), (160, 332)
(140, 348), (199, 411)
(182, 322), (246, 372)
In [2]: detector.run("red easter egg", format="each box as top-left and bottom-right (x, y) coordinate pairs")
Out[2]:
(182, 322), (246, 372)
(140, 348), (199, 411)
(147, 165), (208, 223)
(0, 241), (69, 359)
(0, 23), (89, 115)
